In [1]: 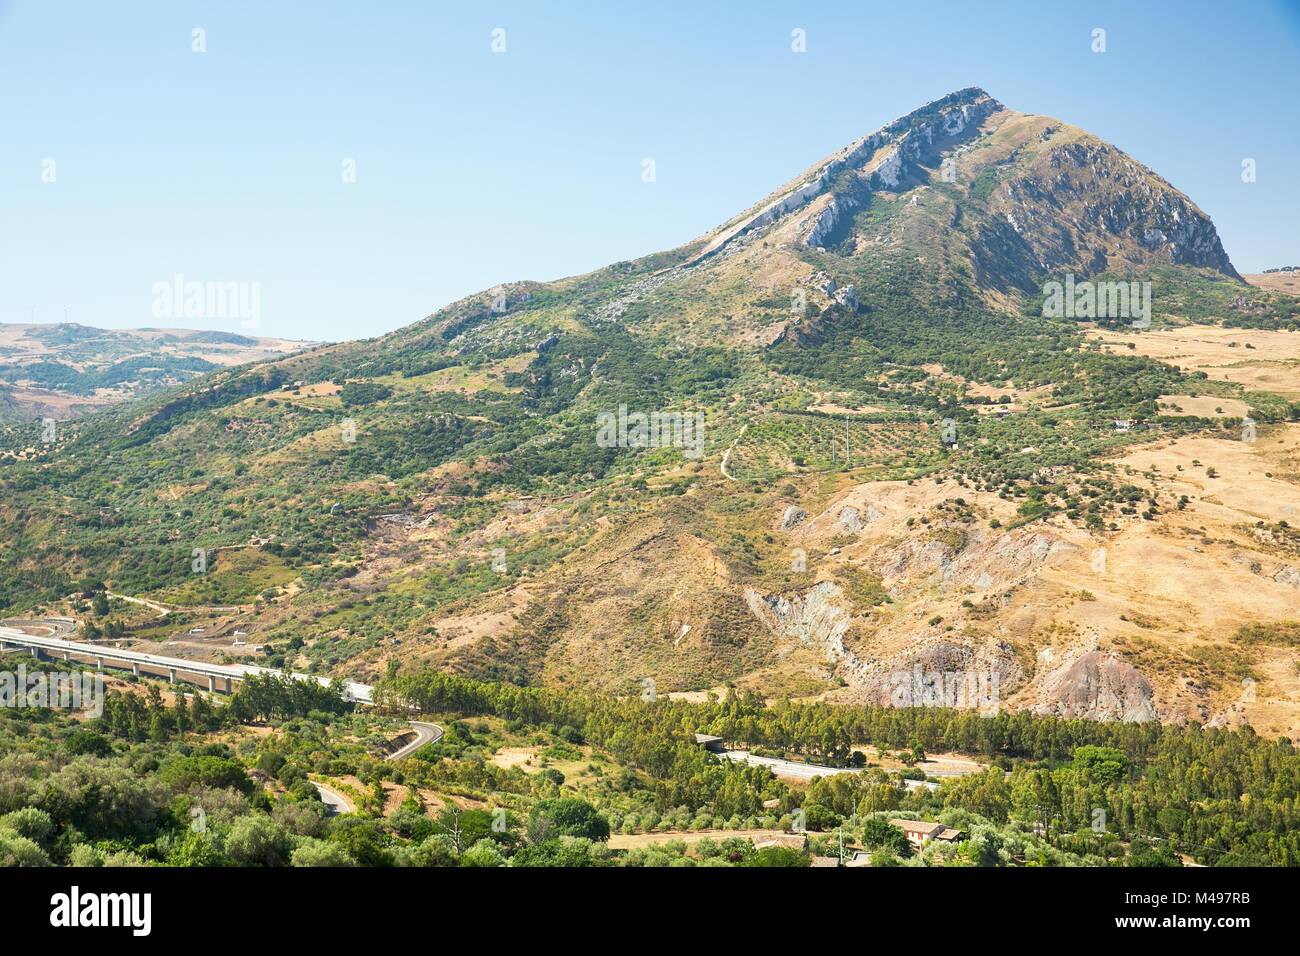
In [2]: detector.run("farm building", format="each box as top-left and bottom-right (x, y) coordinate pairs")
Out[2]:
(888, 819), (965, 850)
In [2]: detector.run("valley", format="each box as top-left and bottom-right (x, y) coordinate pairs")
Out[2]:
(3, 85), (1300, 872)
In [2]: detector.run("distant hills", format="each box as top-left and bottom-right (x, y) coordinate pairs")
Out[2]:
(0, 323), (313, 421)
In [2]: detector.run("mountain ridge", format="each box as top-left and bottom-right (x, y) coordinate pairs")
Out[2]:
(6, 88), (1300, 737)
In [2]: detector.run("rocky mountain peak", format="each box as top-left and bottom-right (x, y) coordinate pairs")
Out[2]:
(691, 86), (1238, 300)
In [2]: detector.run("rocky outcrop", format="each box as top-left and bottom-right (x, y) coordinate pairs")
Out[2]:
(744, 581), (886, 694)
(836, 506), (863, 534)
(880, 526), (1074, 593)
(863, 640), (1024, 711)
(1271, 565), (1300, 589)
(745, 582), (852, 655)
(695, 88), (1002, 260)
(801, 92), (1001, 250)
(976, 138), (1241, 289)
(780, 505), (809, 530)
(1035, 650), (1157, 722)
(586, 266), (690, 326)
(743, 582), (1023, 711)
(806, 197), (852, 248)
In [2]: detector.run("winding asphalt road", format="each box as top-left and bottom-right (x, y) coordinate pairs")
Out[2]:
(311, 723), (442, 815)
(311, 781), (355, 814)
(387, 720), (443, 760)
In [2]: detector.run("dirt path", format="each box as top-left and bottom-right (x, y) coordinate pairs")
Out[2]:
(106, 590), (242, 617)
(106, 591), (173, 618)
(720, 424), (748, 481)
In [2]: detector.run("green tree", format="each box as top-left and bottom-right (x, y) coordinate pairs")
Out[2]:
(167, 831), (227, 867)
(226, 815), (292, 866)
(860, 818), (912, 857)
(744, 846), (810, 867)
(526, 798), (610, 843)
(291, 838), (356, 867)
(459, 838), (506, 867)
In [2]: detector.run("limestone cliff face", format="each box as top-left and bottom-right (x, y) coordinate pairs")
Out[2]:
(974, 136), (1240, 290)
(697, 88), (1002, 260)
(743, 581), (1025, 712)
(690, 85), (1239, 300)
(800, 90), (1001, 251)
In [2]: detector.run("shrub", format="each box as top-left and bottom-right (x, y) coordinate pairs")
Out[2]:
(290, 837), (356, 867)
(526, 798), (610, 843)
(225, 815), (292, 867)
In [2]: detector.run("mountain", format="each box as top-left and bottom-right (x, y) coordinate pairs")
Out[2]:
(0, 322), (312, 422)
(6, 88), (1300, 737)
(694, 87), (1236, 285)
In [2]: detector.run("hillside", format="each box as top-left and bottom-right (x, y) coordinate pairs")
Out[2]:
(6, 87), (1300, 737)
(1246, 270), (1300, 297)
(0, 322), (311, 422)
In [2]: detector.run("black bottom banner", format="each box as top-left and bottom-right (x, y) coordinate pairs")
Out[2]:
(5, 864), (1277, 943)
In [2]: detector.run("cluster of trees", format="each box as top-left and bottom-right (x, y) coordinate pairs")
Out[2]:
(98, 674), (349, 743)
(4, 652), (1295, 867)
(0, 693), (678, 868)
(100, 685), (223, 741)
(223, 674), (352, 723)
(377, 668), (1300, 865)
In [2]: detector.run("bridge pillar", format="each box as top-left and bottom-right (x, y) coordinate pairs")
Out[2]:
(63, 651), (70, 661)
(95, 657), (103, 670)
(132, 663), (139, 676)
(168, 669), (176, 684)
(30, 646), (42, 660)
(207, 675), (216, 693)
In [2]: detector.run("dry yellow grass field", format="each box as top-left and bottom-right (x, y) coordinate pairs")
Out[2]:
(1088, 325), (1300, 398)
(1245, 272), (1300, 296)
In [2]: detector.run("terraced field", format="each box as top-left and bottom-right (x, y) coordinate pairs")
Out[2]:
(725, 412), (935, 481)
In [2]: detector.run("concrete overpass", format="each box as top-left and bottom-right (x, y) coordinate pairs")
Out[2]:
(0, 620), (373, 704)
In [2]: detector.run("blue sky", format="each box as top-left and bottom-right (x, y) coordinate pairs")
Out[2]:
(2, 0), (1298, 342)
